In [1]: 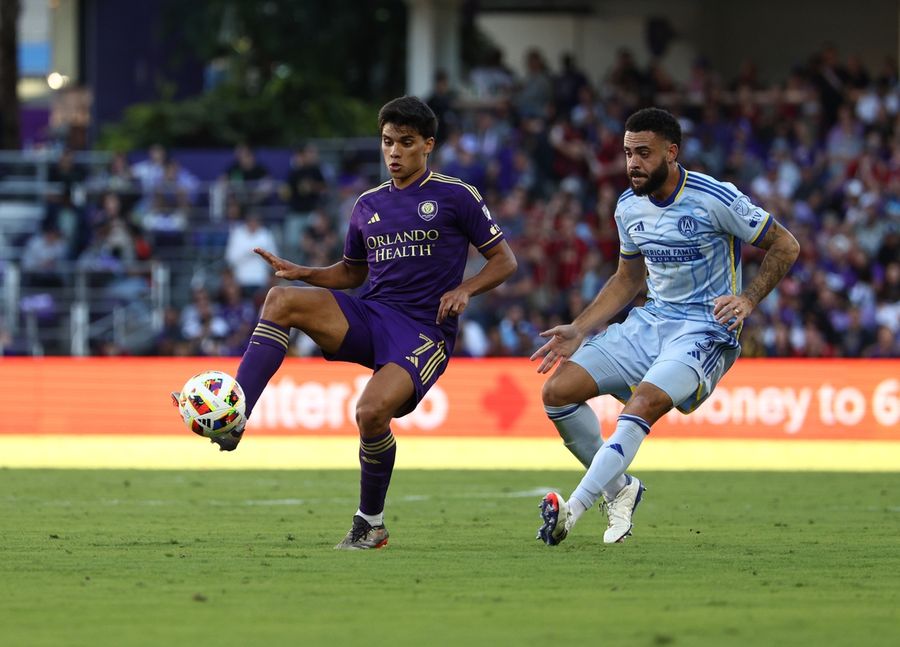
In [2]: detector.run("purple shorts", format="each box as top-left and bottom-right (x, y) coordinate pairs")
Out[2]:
(326, 290), (454, 414)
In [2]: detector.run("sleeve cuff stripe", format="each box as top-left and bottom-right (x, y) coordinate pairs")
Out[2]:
(477, 232), (504, 249)
(750, 215), (773, 245)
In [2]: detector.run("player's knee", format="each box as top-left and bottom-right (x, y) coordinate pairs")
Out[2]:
(261, 286), (292, 320)
(542, 377), (574, 408)
(355, 402), (391, 437)
(624, 388), (672, 422)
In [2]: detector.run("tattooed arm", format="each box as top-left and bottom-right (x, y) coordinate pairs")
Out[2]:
(713, 220), (800, 331)
(743, 221), (800, 305)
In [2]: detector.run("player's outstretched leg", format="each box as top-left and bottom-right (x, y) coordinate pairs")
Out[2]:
(536, 491), (570, 546)
(602, 475), (646, 543)
(234, 319), (291, 419)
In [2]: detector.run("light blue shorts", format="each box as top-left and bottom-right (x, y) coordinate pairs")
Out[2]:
(571, 307), (741, 413)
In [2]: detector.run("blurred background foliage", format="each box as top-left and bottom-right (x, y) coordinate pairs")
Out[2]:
(99, 0), (410, 149)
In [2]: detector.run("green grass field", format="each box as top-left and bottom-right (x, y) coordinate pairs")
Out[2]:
(1, 469), (898, 647)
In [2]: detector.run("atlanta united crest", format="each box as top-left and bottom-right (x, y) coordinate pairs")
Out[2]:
(678, 215), (697, 237)
(418, 200), (438, 221)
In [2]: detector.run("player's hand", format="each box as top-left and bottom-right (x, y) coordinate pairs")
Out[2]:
(436, 288), (471, 324)
(530, 324), (584, 374)
(254, 247), (310, 281)
(713, 295), (754, 332)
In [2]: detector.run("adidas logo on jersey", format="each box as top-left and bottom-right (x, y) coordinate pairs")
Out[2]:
(633, 221), (644, 232)
(367, 213), (381, 224)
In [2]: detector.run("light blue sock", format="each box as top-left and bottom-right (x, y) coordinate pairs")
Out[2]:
(544, 403), (603, 468)
(570, 414), (650, 513)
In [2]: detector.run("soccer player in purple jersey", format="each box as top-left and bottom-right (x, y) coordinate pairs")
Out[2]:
(175, 96), (516, 550)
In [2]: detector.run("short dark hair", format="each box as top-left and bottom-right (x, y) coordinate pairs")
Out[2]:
(624, 107), (682, 148)
(378, 96), (438, 141)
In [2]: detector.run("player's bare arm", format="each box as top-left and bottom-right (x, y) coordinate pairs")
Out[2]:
(531, 254), (646, 373)
(713, 221), (800, 331)
(254, 247), (368, 289)
(436, 240), (516, 324)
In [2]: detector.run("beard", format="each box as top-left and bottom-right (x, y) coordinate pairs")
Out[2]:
(630, 159), (669, 196)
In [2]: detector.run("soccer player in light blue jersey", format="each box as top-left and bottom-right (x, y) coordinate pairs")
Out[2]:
(533, 107), (799, 545)
(173, 96), (516, 549)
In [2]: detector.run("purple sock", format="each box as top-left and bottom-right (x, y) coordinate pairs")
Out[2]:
(358, 429), (397, 517)
(235, 319), (290, 418)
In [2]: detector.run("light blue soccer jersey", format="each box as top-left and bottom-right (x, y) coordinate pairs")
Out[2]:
(615, 165), (772, 339)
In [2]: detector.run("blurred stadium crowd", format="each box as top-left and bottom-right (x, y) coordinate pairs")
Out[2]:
(2, 44), (898, 359)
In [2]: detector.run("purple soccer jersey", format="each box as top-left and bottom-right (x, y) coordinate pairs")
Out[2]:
(342, 170), (505, 337)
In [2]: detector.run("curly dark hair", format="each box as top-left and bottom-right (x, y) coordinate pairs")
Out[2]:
(624, 107), (682, 148)
(378, 96), (438, 141)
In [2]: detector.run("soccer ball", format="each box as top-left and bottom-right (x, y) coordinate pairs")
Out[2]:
(176, 370), (246, 438)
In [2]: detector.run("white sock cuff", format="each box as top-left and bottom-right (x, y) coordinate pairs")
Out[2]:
(617, 414), (651, 435)
(355, 508), (384, 526)
(544, 403), (582, 421)
(569, 492), (592, 514)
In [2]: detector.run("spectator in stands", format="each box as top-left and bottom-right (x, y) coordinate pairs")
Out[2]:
(826, 104), (865, 179)
(0, 324), (30, 356)
(131, 144), (168, 195)
(605, 48), (644, 103)
(141, 190), (187, 252)
(220, 143), (274, 205)
(866, 325), (900, 358)
(545, 210), (589, 292)
(217, 272), (258, 356)
(874, 261), (900, 332)
(472, 108), (513, 161)
(426, 69), (461, 139)
(455, 316), (490, 358)
(80, 192), (136, 269)
(21, 221), (68, 288)
(155, 306), (189, 356)
(840, 308), (876, 357)
(282, 143), (328, 246)
(469, 47), (515, 100)
(160, 158), (200, 205)
(554, 53), (590, 115)
(812, 43), (849, 128)
(441, 134), (487, 191)
(296, 209), (341, 267)
(498, 303), (536, 355)
(87, 152), (140, 211)
(77, 197), (152, 308)
(224, 209), (279, 298)
(516, 48), (554, 119)
(47, 148), (87, 208)
(549, 114), (592, 187)
(181, 287), (230, 356)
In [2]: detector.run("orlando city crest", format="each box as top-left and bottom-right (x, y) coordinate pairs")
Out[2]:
(418, 200), (438, 221)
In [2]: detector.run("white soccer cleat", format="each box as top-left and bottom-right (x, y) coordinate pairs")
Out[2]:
(602, 475), (646, 543)
(537, 491), (571, 546)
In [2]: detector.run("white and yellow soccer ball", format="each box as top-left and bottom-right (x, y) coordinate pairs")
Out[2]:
(176, 370), (246, 438)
